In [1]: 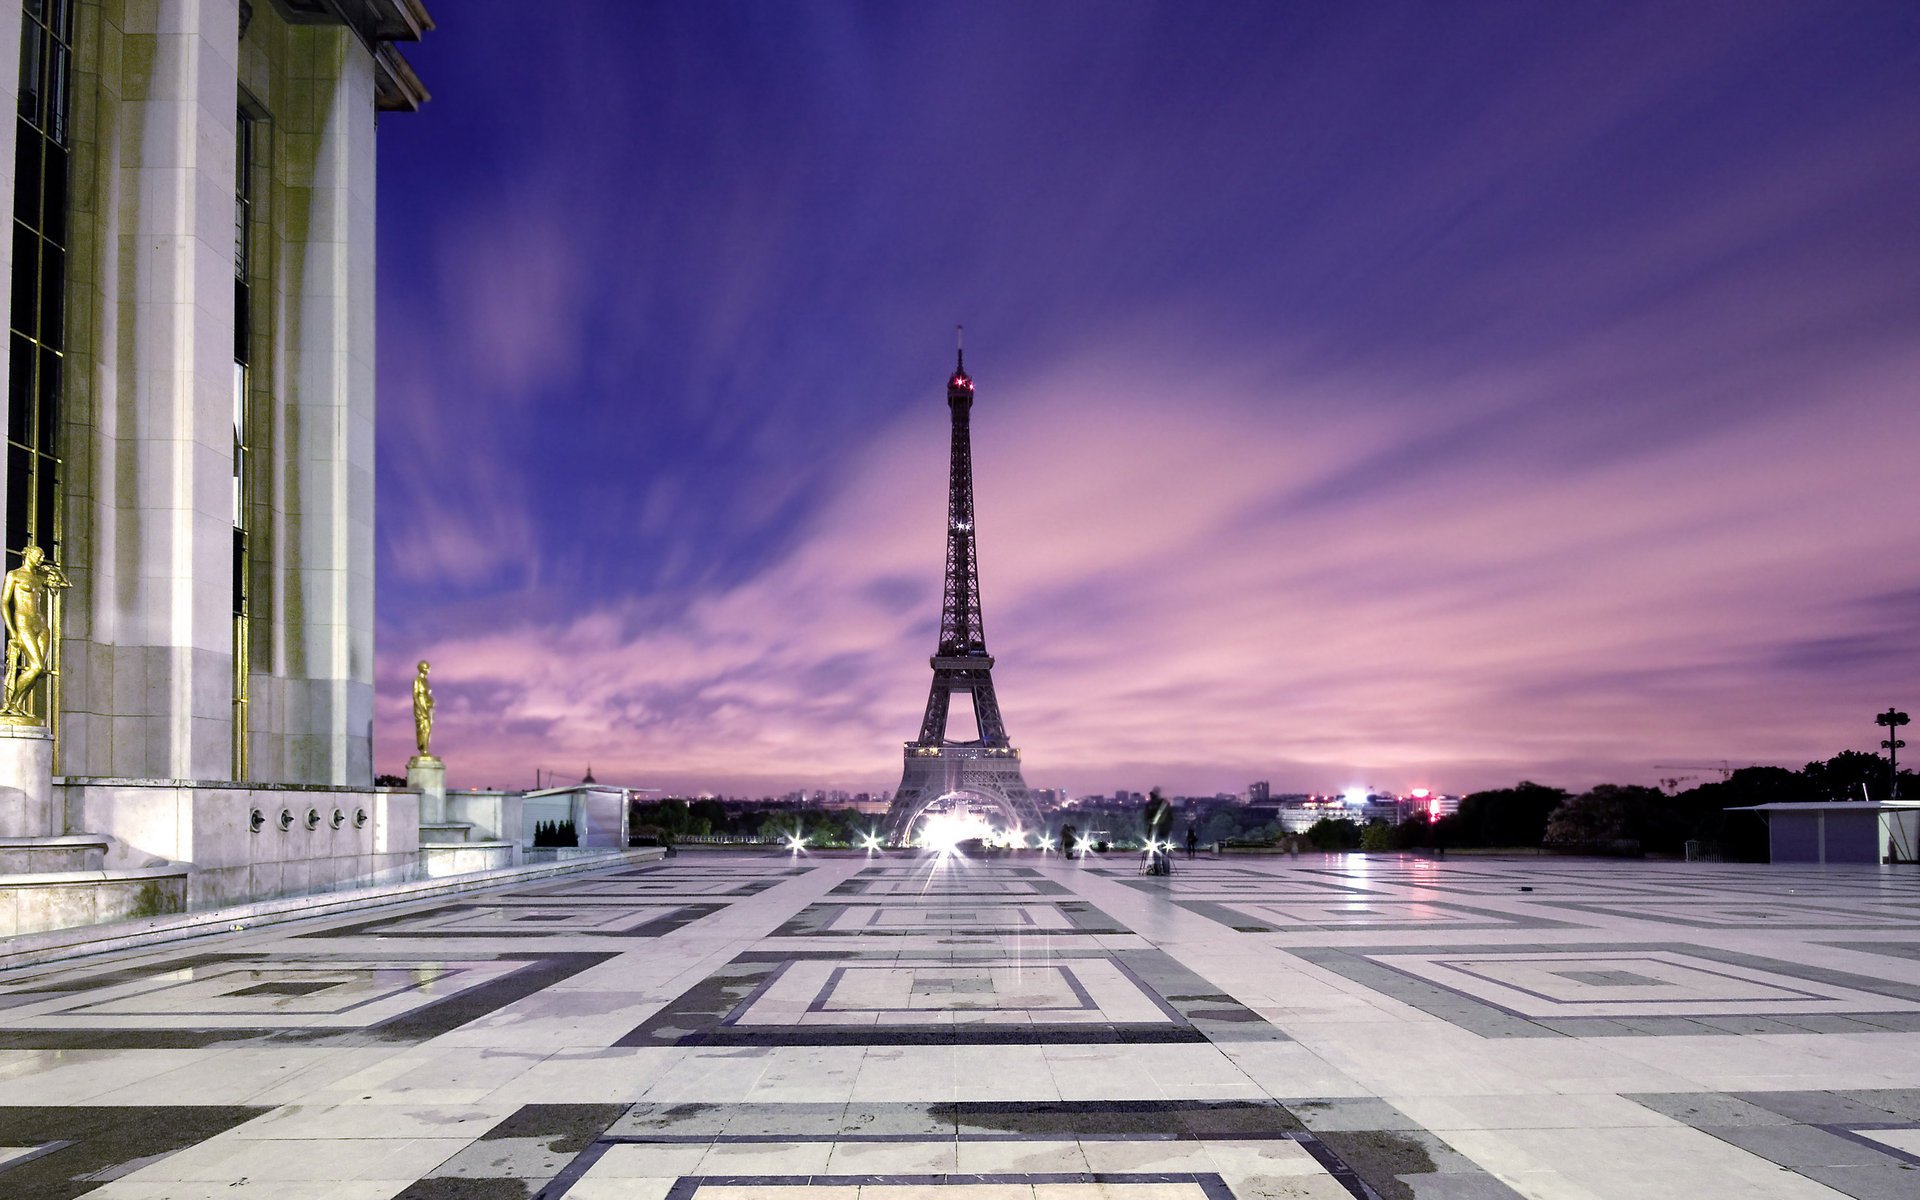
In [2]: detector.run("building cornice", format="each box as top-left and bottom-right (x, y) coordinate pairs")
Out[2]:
(269, 0), (436, 111)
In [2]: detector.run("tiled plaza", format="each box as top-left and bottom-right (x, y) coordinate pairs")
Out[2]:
(2, 854), (1920, 1197)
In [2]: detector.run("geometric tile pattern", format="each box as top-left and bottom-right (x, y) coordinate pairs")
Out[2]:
(612, 943), (1284, 1048)
(0, 949), (616, 1049)
(1290, 941), (1920, 1037)
(1172, 896), (1574, 934)
(0, 1107), (271, 1200)
(773, 899), (1125, 937)
(12, 852), (1920, 1199)
(297, 899), (726, 939)
(406, 1098), (1466, 1200)
(1535, 898), (1920, 928)
(1631, 1089), (1920, 1198)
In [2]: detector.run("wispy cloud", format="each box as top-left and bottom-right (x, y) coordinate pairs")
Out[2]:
(374, 2), (1920, 794)
(378, 328), (1920, 793)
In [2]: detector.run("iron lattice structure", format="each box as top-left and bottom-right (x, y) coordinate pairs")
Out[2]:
(883, 350), (1042, 845)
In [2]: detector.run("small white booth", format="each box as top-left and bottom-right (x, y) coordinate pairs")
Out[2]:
(1730, 801), (1920, 865)
(522, 783), (633, 850)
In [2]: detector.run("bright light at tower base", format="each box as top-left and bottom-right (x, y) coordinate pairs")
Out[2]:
(918, 810), (994, 855)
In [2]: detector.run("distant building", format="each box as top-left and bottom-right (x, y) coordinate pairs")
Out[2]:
(1248, 781), (1270, 803)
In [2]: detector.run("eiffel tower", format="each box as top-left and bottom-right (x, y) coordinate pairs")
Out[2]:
(882, 343), (1043, 846)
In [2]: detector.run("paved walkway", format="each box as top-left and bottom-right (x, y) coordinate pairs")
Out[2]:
(1, 851), (1919, 1198)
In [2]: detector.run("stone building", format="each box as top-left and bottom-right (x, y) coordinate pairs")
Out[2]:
(0, 0), (436, 928)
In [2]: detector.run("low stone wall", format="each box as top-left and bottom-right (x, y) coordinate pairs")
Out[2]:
(447, 789), (521, 843)
(423, 842), (514, 876)
(60, 779), (422, 908)
(0, 864), (188, 936)
(525, 846), (617, 864)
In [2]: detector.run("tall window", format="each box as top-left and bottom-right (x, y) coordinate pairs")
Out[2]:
(7, 0), (73, 572)
(232, 105), (255, 778)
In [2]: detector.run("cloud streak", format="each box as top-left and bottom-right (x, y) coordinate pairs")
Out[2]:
(372, 2), (1920, 795)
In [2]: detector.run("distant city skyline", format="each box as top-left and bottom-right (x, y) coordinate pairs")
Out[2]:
(375, 3), (1920, 796)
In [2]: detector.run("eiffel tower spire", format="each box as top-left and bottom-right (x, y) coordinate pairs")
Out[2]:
(884, 346), (1040, 845)
(936, 334), (987, 662)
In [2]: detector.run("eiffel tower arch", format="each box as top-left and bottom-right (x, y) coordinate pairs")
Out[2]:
(883, 343), (1043, 846)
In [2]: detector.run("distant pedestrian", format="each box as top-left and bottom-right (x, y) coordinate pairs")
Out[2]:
(1186, 827), (1198, 859)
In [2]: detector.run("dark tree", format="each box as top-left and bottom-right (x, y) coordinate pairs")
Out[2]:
(632, 797), (692, 836)
(1662, 767), (1798, 861)
(1305, 817), (1363, 851)
(1435, 782), (1568, 848)
(689, 798), (729, 833)
(1543, 784), (1667, 853)
(1803, 751), (1915, 802)
(1387, 811), (1434, 851)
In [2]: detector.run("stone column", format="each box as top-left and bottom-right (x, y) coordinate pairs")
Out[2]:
(273, 24), (377, 786)
(58, 0), (242, 780)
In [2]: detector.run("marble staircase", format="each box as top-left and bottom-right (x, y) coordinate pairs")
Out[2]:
(1, 728), (189, 936)
(419, 819), (515, 876)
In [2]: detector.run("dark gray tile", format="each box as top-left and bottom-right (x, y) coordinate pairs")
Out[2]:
(1625, 1092), (1794, 1127)
(1791, 1163), (1920, 1200)
(1736, 1092), (1916, 1126)
(1713, 1123), (1895, 1167)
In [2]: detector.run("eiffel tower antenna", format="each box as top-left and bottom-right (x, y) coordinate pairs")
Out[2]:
(883, 343), (1042, 846)
(956, 324), (964, 373)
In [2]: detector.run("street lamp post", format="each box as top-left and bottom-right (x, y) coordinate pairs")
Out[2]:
(1877, 708), (1910, 800)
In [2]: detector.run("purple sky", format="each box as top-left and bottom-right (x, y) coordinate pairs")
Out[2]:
(373, 2), (1920, 797)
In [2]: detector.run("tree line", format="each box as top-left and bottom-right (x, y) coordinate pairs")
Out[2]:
(631, 797), (876, 846)
(630, 749), (1914, 859)
(1310, 751), (1914, 860)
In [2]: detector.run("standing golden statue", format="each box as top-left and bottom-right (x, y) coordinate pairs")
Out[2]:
(1, 545), (70, 723)
(412, 659), (435, 757)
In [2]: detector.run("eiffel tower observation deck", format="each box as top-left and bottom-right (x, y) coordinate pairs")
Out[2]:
(882, 342), (1044, 846)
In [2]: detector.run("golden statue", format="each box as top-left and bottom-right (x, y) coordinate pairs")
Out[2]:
(1, 545), (70, 723)
(412, 659), (435, 757)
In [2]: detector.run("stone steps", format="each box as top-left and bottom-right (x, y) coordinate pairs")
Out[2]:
(422, 840), (515, 876)
(0, 834), (110, 873)
(0, 864), (190, 937)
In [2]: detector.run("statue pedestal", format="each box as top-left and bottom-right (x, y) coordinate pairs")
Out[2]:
(408, 755), (446, 824)
(0, 724), (56, 838)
